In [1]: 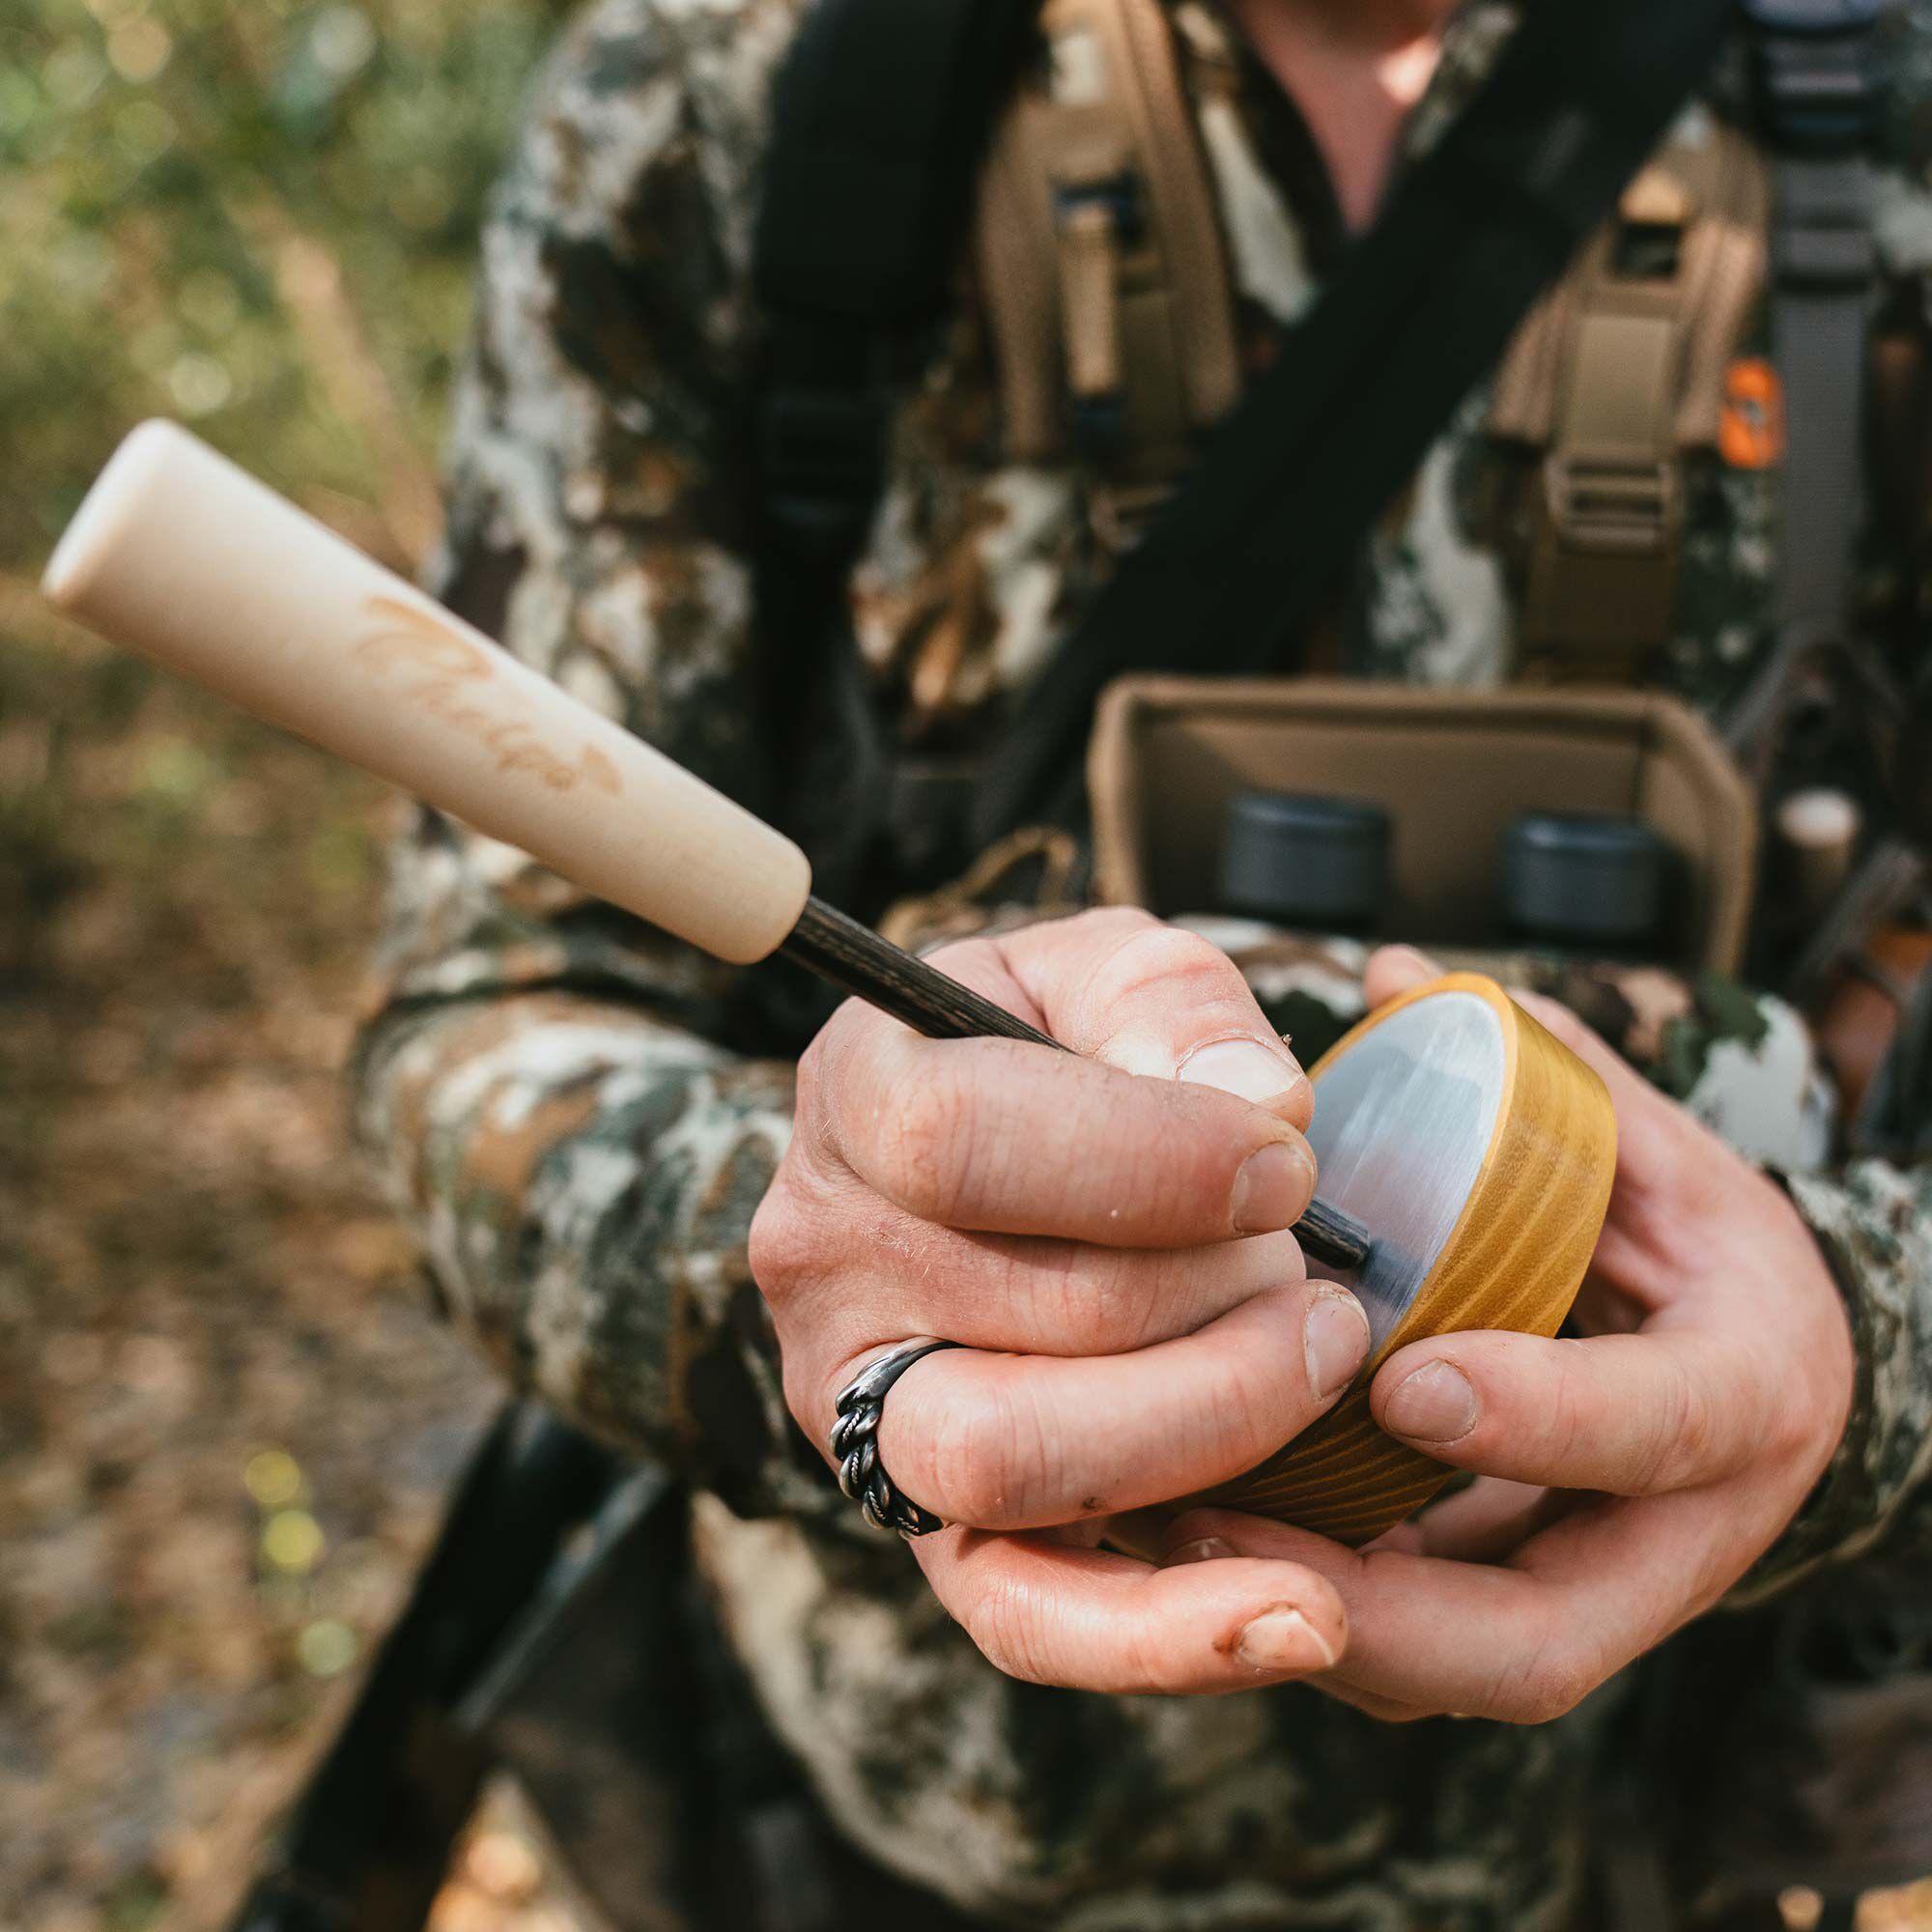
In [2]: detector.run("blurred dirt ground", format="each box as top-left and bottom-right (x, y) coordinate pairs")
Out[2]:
(0, 3), (591, 1923)
(0, 601), (525, 1930)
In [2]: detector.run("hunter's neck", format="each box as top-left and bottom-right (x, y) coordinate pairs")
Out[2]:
(1225, 0), (1457, 230)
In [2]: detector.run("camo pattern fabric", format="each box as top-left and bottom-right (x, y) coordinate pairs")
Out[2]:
(351, 1), (1932, 1924)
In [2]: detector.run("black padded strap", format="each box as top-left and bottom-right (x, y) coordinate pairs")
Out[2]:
(973, 0), (1740, 839)
(1772, 150), (1877, 631)
(754, 0), (1041, 567)
(751, 0), (1042, 909)
(756, 0), (1037, 324)
(1724, 0), (1885, 755)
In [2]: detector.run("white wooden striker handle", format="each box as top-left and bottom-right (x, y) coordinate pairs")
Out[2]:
(42, 422), (812, 965)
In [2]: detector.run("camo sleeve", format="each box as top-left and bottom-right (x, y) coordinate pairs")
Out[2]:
(352, 0), (838, 1519)
(1728, 1164), (1932, 1603)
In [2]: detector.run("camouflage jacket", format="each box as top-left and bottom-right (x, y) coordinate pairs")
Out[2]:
(354, 3), (1932, 1925)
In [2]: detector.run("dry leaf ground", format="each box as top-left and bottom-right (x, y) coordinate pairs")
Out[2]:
(0, 623), (588, 1931)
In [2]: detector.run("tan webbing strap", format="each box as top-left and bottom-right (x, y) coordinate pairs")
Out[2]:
(1059, 198), (1125, 401)
(1491, 119), (1771, 680)
(976, 0), (1239, 511)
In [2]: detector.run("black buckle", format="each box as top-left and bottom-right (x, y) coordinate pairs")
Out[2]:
(1775, 177), (1880, 289)
(1068, 392), (1126, 453)
(1051, 169), (1143, 245)
(1049, 170), (1142, 455)
(764, 385), (886, 499)
(760, 382), (888, 557)
(1739, 0), (1884, 154)
(1737, 0), (1883, 30)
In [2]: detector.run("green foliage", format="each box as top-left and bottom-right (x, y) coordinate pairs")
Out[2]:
(0, 0), (561, 568)
(0, 0), (565, 987)
(0, 18), (567, 1923)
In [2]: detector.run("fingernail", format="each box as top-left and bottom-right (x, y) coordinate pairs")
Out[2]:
(1232, 1141), (1316, 1234)
(1383, 1359), (1479, 1443)
(1383, 947), (1445, 981)
(1166, 1537), (1235, 1566)
(1179, 1037), (1309, 1109)
(1235, 1606), (1336, 1674)
(1304, 1290), (1371, 1398)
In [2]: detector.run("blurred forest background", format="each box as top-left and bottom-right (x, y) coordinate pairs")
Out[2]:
(1, 1), (595, 1925)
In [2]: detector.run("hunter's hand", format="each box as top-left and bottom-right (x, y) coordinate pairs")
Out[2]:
(751, 908), (1371, 1694)
(1166, 946), (1855, 1725)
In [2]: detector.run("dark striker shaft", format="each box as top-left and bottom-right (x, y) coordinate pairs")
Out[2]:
(781, 897), (1373, 1272)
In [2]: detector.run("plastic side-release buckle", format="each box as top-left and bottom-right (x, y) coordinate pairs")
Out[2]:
(1736, 0), (1884, 33)
(1738, 0), (1885, 155)
(1775, 167), (1880, 290)
(1544, 455), (1680, 556)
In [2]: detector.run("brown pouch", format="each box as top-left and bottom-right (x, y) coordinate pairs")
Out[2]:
(1487, 117), (1772, 681)
(1087, 675), (1758, 974)
(975, 0), (1240, 508)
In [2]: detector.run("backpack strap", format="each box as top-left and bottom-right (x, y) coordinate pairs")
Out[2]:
(1490, 118), (1772, 683)
(1723, 0), (1886, 756)
(1752, 0), (1883, 632)
(751, 0), (1043, 899)
(974, 0), (1240, 533)
(755, 0), (1044, 563)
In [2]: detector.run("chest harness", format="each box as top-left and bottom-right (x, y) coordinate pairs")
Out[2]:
(984, 0), (1928, 688)
(754, 0), (1924, 852)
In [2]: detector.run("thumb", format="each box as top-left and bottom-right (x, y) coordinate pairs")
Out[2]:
(1364, 944), (1445, 1009)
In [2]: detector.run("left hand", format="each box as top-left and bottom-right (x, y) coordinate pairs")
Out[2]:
(1161, 945), (1856, 1725)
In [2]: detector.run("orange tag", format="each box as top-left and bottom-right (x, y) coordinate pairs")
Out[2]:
(1719, 357), (1785, 470)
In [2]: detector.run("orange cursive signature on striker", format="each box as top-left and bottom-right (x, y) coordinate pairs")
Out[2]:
(353, 596), (619, 796)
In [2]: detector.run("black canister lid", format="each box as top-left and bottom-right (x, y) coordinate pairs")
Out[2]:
(1219, 791), (1391, 930)
(1500, 813), (1668, 948)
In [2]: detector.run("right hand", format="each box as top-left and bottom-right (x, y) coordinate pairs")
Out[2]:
(750, 908), (1372, 1695)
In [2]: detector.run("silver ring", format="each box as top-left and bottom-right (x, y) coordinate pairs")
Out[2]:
(830, 1341), (963, 1536)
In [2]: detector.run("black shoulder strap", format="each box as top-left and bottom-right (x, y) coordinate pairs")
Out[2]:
(974, 0), (1741, 839)
(750, 0), (1041, 910)
(754, 0), (1041, 568)
(1722, 0), (1886, 758)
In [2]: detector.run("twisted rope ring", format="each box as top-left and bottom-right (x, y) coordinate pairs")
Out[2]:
(830, 1340), (964, 1537)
